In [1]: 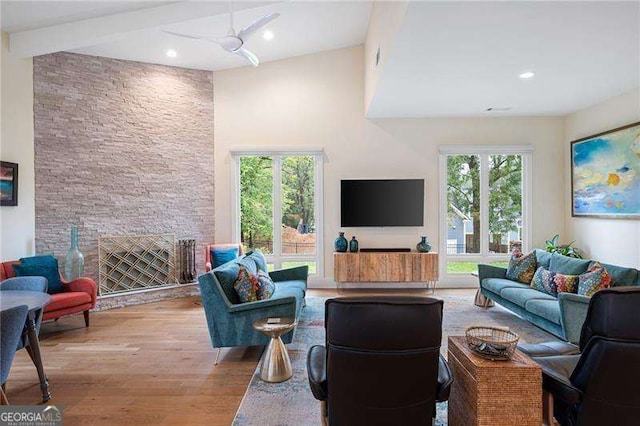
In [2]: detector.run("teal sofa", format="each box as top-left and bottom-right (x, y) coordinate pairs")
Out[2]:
(198, 250), (308, 350)
(479, 250), (640, 343)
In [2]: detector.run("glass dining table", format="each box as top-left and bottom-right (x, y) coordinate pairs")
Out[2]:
(0, 290), (52, 402)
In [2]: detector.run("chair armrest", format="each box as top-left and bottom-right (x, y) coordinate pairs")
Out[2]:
(205, 262), (212, 272)
(61, 277), (97, 308)
(307, 345), (327, 401)
(269, 266), (309, 283)
(477, 264), (507, 284)
(534, 355), (583, 404)
(0, 276), (48, 292)
(227, 296), (297, 314)
(558, 293), (590, 344)
(436, 354), (453, 402)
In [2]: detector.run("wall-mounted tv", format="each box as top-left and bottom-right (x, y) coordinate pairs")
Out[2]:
(341, 179), (424, 227)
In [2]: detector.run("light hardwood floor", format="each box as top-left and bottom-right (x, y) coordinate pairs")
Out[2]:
(7, 288), (474, 425)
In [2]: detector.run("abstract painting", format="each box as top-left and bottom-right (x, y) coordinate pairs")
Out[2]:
(0, 162), (18, 206)
(571, 122), (640, 218)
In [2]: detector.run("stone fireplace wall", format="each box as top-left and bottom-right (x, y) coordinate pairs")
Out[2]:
(33, 52), (214, 284)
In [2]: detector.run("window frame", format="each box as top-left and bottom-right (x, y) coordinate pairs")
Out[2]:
(230, 149), (324, 277)
(438, 145), (533, 285)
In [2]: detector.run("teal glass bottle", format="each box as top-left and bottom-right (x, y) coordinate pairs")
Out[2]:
(349, 236), (359, 252)
(64, 226), (85, 280)
(416, 236), (432, 253)
(334, 232), (348, 252)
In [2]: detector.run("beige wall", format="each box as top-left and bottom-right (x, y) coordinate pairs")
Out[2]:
(564, 89), (640, 268)
(214, 46), (566, 286)
(0, 32), (35, 260)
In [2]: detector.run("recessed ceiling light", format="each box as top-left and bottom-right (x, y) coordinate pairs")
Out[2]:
(166, 49), (177, 58)
(263, 30), (274, 40)
(519, 71), (535, 79)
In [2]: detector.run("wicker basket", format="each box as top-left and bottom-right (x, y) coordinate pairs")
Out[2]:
(465, 326), (519, 361)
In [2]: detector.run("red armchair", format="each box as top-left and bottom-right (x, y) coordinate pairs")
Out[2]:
(0, 260), (97, 327)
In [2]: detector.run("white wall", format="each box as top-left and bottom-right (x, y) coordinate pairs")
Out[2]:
(214, 46), (566, 287)
(0, 32), (35, 260)
(564, 89), (640, 268)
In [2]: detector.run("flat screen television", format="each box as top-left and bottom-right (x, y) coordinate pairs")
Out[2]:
(341, 179), (424, 227)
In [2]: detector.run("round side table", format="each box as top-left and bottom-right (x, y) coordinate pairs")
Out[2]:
(253, 317), (297, 383)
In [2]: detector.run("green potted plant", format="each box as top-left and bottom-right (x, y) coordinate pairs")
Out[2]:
(545, 234), (582, 259)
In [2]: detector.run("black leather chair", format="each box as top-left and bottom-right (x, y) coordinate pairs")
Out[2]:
(527, 287), (640, 426)
(307, 296), (452, 426)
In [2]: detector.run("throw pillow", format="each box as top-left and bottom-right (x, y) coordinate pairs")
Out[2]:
(211, 246), (239, 269)
(256, 270), (275, 300)
(245, 250), (268, 272)
(579, 264), (613, 297)
(234, 265), (260, 303)
(12, 255), (63, 294)
(531, 266), (579, 297)
(506, 251), (537, 284)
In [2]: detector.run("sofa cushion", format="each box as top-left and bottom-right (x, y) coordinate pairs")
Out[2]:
(531, 266), (579, 297)
(499, 287), (556, 308)
(524, 299), (561, 325)
(535, 249), (552, 269)
(483, 278), (530, 295)
(256, 270), (275, 300)
(272, 285), (305, 316)
(246, 250), (268, 272)
(210, 246), (239, 269)
(590, 261), (638, 286)
(234, 265), (260, 303)
(213, 262), (241, 304)
(506, 251), (537, 284)
(275, 279), (307, 294)
(13, 255), (63, 294)
(46, 291), (91, 312)
(235, 256), (258, 274)
(578, 267), (612, 297)
(550, 253), (590, 275)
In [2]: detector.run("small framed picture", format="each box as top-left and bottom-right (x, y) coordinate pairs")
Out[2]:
(0, 161), (18, 206)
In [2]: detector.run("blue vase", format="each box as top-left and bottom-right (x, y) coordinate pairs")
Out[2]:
(416, 236), (432, 253)
(65, 226), (85, 281)
(349, 236), (359, 253)
(334, 232), (348, 252)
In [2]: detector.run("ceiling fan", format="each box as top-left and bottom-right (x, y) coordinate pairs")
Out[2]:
(163, 2), (279, 67)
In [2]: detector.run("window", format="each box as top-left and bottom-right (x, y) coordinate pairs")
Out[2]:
(231, 150), (323, 276)
(439, 146), (532, 280)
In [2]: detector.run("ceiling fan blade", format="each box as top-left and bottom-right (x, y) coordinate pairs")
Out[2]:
(237, 12), (280, 42)
(162, 30), (217, 41)
(164, 30), (242, 50)
(233, 47), (259, 67)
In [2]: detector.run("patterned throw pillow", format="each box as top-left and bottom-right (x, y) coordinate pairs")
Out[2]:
(233, 266), (260, 303)
(578, 264), (613, 297)
(256, 270), (275, 300)
(531, 266), (579, 297)
(506, 251), (537, 284)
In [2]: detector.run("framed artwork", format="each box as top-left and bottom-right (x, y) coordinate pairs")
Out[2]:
(571, 121), (640, 218)
(0, 162), (18, 206)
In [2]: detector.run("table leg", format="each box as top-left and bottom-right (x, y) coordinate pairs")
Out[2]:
(259, 336), (292, 383)
(25, 312), (51, 402)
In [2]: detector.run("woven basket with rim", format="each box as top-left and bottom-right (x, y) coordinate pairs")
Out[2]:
(465, 326), (519, 361)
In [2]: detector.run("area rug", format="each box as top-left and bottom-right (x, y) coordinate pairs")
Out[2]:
(233, 295), (557, 425)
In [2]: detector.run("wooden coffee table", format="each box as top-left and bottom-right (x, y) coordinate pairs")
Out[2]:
(447, 336), (542, 425)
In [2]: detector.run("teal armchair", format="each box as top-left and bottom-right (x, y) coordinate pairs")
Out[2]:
(197, 250), (308, 362)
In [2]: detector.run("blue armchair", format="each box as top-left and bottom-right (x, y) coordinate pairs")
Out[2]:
(197, 250), (308, 363)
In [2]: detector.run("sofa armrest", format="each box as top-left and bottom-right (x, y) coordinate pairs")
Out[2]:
(558, 292), (590, 344)
(227, 296), (297, 314)
(205, 262), (213, 272)
(307, 345), (327, 401)
(61, 277), (98, 308)
(269, 266), (309, 284)
(436, 354), (453, 402)
(477, 264), (507, 284)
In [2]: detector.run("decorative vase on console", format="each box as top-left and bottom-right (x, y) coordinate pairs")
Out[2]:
(416, 236), (432, 253)
(334, 232), (348, 252)
(65, 226), (85, 281)
(349, 236), (359, 253)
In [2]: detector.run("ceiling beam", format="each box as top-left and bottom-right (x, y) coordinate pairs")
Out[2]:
(9, 1), (271, 58)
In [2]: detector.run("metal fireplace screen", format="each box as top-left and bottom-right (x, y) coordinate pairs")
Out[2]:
(98, 234), (178, 295)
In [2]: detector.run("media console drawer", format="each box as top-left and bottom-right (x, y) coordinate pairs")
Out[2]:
(334, 252), (438, 283)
